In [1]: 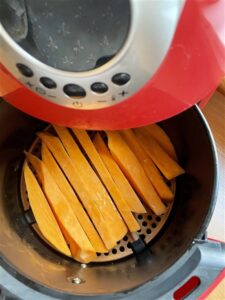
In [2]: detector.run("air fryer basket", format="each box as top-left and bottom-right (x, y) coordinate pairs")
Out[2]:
(0, 100), (217, 298)
(20, 126), (176, 263)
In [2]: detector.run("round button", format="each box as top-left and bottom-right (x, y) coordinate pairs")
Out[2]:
(40, 77), (57, 89)
(112, 73), (130, 86)
(63, 84), (86, 98)
(16, 63), (33, 77)
(91, 82), (108, 94)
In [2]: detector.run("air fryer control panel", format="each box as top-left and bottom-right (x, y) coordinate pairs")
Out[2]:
(16, 63), (133, 110)
(0, 0), (185, 110)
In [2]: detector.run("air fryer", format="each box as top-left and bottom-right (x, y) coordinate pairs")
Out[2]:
(0, 1), (225, 299)
(0, 100), (224, 299)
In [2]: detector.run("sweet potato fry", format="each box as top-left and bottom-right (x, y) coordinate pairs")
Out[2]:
(137, 124), (177, 160)
(134, 130), (185, 180)
(121, 129), (174, 201)
(26, 153), (96, 263)
(93, 133), (146, 213)
(41, 143), (107, 253)
(38, 132), (120, 249)
(23, 163), (71, 257)
(72, 129), (140, 232)
(53, 125), (127, 240)
(106, 131), (167, 216)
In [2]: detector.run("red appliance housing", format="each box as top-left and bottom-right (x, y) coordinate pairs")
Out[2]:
(0, 0), (225, 129)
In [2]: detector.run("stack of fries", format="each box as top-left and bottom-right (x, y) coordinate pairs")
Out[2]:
(24, 124), (184, 263)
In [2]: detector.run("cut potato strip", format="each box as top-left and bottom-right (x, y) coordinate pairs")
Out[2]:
(53, 125), (127, 241)
(106, 131), (167, 216)
(134, 130), (185, 180)
(38, 132), (119, 249)
(137, 125), (177, 160)
(93, 133), (146, 214)
(23, 163), (71, 257)
(72, 129), (140, 232)
(41, 143), (107, 253)
(26, 153), (96, 263)
(121, 129), (174, 201)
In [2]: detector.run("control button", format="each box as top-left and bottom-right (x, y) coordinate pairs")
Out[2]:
(63, 84), (86, 98)
(112, 73), (130, 86)
(91, 82), (108, 94)
(40, 77), (57, 89)
(16, 63), (34, 77)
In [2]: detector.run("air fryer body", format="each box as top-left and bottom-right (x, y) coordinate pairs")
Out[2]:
(0, 100), (220, 299)
(0, 0), (225, 129)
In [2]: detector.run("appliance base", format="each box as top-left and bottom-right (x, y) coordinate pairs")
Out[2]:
(1, 239), (225, 300)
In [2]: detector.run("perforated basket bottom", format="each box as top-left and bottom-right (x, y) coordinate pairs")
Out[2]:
(20, 127), (175, 263)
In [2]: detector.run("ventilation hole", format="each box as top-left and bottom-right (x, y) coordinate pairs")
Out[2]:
(112, 249), (117, 254)
(137, 229), (141, 233)
(142, 221), (147, 227)
(140, 234), (145, 240)
(152, 223), (157, 228)
(104, 252), (109, 256)
(123, 236), (128, 242)
(119, 246), (125, 252)
(138, 214), (143, 220)
(147, 215), (152, 221)
(156, 216), (161, 222)
(117, 240), (120, 245)
(96, 252), (101, 257)
(146, 229), (152, 234)
(127, 242), (131, 249)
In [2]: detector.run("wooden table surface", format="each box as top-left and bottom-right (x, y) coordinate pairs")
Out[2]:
(202, 91), (225, 243)
(202, 90), (225, 299)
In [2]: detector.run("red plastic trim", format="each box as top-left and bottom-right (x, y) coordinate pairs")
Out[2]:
(197, 268), (225, 300)
(208, 237), (225, 244)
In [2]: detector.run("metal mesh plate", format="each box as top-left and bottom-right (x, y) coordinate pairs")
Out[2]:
(20, 127), (175, 263)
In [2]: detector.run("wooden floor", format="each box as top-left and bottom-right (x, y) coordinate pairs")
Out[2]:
(203, 91), (225, 243)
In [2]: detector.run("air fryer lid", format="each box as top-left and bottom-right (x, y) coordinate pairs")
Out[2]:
(0, 102), (217, 298)
(0, 0), (130, 72)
